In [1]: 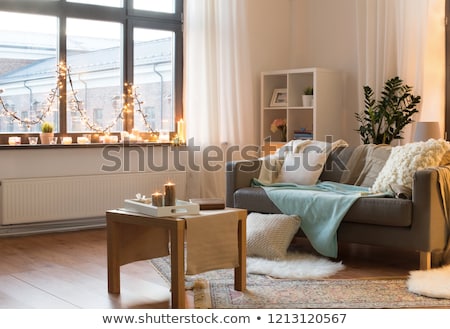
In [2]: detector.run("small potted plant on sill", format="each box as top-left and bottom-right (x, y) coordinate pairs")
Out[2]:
(40, 121), (54, 145)
(302, 86), (314, 107)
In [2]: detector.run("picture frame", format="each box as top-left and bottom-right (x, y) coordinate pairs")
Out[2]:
(270, 88), (288, 107)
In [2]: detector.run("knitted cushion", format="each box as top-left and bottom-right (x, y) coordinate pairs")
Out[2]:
(246, 212), (301, 259)
(371, 139), (450, 193)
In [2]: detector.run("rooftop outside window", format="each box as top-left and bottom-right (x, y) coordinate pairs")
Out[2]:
(0, 0), (183, 144)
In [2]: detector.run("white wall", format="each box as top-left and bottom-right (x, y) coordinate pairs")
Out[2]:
(245, 0), (362, 145)
(289, 0), (361, 145)
(245, 0), (292, 144)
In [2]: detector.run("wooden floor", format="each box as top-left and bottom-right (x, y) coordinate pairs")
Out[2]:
(0, 228), (420, 309)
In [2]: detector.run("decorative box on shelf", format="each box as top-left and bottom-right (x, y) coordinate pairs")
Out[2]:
(123, 199), (200, 217)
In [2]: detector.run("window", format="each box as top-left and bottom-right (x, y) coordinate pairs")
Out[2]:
(0, 0), (183, 143)
(66, 18), (123, 133)
(0, 12), (58, 133)
(133, 28), (175, 132)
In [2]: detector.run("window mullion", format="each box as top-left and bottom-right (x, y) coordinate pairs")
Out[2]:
(124, 19), (134, 132)
(59, 15), (68, 135)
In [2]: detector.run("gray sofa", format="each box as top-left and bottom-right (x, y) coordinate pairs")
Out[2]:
(226, 145), (450, 270)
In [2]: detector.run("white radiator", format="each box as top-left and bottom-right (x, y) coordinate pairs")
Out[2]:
(0, 171), (186, 225)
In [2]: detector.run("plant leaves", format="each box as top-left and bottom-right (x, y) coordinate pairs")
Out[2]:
(354, 76), (420, 144)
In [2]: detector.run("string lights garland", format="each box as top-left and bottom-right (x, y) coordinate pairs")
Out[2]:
(0, 62), (154, 133)
(66, 63), (154, 133)
(124, 82), (154, 133)
(0, 64), (63, 129)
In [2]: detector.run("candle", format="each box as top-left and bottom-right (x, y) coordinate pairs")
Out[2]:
(159, 130), (170, 142)
(129, 134), (137, 143)
(177, 119), (185, 143)
(120, 131), (129, 142)
(151, 192), (163, 207)
(164, 182), (176, 206)
(77, 136), (89, 144)
(8, 136), (21, 145)
(62, 137), (72, 144)
(103, 135), (118, 143)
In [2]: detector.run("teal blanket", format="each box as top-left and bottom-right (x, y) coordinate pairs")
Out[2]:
(255, 180), (387, 258)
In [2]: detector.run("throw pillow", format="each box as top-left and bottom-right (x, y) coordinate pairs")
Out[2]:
(276, 150), (327, 185)
(371, 139), (450, 193)
(354, 144), (392, 187)
(339, 144), (371, 185)
(246, 212), (301, 259)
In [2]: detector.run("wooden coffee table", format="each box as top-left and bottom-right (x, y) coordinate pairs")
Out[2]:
(106, 208), (247, 308)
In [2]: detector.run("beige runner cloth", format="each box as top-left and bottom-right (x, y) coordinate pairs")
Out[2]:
(185, 210), (239, 275)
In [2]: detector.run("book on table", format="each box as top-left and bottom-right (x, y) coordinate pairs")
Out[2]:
(189, 198), (225, 210)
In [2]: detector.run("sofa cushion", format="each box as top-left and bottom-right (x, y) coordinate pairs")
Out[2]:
(320, 146), (356, 182)
(276, 150), (327, 185)
(354, 144), (392, 187)
(339, 144), (370, 185)
(343, 197), (412, 227)
(246, 212), (301, 259)
(235, 187), (412, 228)
(371, 139), (450, 193)
(234, 187), (282, 214)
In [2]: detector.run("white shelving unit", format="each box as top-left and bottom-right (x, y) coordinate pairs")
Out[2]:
(261, 68), (344, 146)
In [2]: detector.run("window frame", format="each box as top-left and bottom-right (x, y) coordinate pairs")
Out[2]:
(0, 0), (183, 144)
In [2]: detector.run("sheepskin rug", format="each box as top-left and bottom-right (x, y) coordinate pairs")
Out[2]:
(407, 265), (450, 299)
(247, 252), (345, 279)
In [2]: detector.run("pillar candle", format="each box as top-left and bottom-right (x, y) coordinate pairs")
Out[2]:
(151, 192), (163, 207)
(164, 182), (176, 206)
(62, 137), (72, 144)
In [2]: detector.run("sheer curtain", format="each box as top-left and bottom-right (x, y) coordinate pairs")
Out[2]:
(356, 0), (445, 141)
(184, 0), (256, 198)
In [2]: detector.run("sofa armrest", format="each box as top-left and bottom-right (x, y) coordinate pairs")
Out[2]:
(411, 166), (449, 252)
(226, 159), (262, 207)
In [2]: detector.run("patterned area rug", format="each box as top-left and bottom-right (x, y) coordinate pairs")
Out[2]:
(150, 256), (450, 309)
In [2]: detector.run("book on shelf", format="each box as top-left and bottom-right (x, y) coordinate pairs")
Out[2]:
(293, 130), (313, 140)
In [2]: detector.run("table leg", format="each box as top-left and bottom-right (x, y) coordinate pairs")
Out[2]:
(107, 219), (121, 294)
(170, 220), (186, 308)
(234, 216), (246, 291)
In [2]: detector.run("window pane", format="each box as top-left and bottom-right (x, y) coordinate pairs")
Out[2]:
(133, 28), (174, 132)
(67, 0), (123, 8)
(0, 12), (58, 134)
(134, 0), (175, 13)
(66, 18), (122, 133)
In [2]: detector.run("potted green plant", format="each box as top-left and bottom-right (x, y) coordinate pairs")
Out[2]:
(355, 76), (421, 144)
(40, 121), (54, 144)
(302, 86), (314, 107)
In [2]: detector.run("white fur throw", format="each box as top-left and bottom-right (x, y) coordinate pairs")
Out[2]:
(371, 139), (450, 193)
